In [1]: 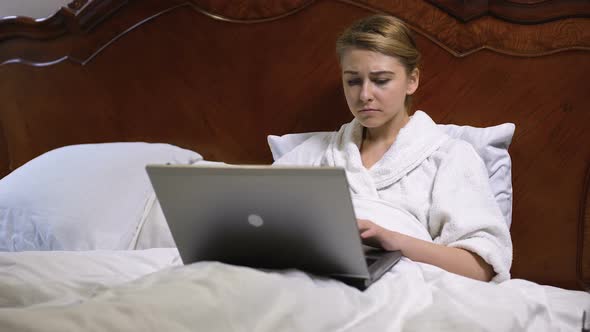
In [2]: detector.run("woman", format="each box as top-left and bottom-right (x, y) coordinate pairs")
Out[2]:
(275, 15), (512, 283)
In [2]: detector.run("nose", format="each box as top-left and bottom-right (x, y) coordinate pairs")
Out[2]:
(359, 81), (373, 103)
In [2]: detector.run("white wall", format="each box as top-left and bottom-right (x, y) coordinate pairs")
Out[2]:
(0, 0), (71, 19)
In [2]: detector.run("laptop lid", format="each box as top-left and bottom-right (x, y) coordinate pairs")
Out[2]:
(145, 165), (371, 280)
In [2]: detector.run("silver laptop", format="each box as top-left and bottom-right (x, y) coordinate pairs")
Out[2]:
(145, 164), (401, 290)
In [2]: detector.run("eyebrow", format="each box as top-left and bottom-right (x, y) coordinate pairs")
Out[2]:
(342, 70), (395, 75)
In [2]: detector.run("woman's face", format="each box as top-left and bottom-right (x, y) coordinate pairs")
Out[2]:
(340, 49), (418, 130)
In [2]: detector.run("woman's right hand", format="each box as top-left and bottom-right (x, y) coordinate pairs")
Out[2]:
(356, 219), (402, 251)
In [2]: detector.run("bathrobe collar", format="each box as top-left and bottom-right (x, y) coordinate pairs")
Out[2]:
(323, 111), (449, 194)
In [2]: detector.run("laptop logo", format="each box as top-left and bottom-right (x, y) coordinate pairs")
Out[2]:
(248, 214), (264, 227)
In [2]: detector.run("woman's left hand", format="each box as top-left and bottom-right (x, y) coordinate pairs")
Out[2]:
(356, 219), (402, 251)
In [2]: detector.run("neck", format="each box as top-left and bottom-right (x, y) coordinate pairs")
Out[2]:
(363, 110), (410, 146)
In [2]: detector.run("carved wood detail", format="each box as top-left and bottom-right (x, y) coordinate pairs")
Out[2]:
(1, 0), (589, 60)
(68, 0), (90, 11)
(426, 0), (590, 24)
(191, 0), (590, 55)
(0, 0), (126, 42)
(347, 0), (590, 56)
(0, 11), (72, 42)
(181, 0), (590, 55)
(188, 0), (313, 22)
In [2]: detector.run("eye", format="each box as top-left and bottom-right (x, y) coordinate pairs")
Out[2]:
(347, 78), (362, 86)
(373, 78), (390, 85)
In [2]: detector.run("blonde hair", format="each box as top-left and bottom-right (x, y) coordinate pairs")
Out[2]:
(336, 15), (421, 108)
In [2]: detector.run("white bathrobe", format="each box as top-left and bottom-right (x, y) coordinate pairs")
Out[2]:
(274, 111), (513, 282)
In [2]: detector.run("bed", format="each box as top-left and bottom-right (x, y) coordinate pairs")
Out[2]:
(0, 0), (589, 330)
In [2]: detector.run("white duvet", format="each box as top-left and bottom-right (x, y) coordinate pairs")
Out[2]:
(0, 199), (588, 331)
(0, 249), (588, 331)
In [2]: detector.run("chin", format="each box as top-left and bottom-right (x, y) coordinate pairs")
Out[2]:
(356, 117), (383, 128)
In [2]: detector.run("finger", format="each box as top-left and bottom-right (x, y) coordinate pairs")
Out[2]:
(357, 219), (372, 229)
(357, 221), (367, 232)
(360, 234), (382, 249)
(360, 228), (375, 239)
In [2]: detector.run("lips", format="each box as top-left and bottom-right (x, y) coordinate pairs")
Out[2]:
(359, 108), (380, 113)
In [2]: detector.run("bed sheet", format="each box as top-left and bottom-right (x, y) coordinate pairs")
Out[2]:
(0, 249), (588, 332)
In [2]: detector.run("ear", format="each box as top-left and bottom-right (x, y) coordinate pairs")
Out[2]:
(406, 68), (420, 95)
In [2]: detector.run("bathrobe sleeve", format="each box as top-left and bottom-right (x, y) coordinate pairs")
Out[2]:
(428, 140), (513, 283)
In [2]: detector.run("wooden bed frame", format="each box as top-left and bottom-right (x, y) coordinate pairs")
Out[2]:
(1, 0), (589, 290)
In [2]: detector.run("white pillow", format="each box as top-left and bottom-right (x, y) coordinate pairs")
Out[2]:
(0, 143), (203, 251)
(267, 123), (515, 227)
(439, 123), (515, 227)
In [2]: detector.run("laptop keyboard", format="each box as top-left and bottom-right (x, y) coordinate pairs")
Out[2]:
(365, 257), (377, 267)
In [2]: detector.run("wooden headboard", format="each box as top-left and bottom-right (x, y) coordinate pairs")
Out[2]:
(1, 0), (589, 290)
